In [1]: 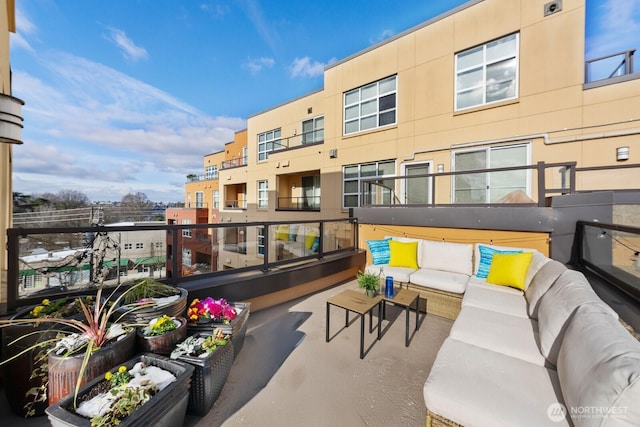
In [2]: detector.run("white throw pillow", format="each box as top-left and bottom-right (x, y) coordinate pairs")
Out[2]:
(558, 305), (640, 427)
(421, 240), (473, 276)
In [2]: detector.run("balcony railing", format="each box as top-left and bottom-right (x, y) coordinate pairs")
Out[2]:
(5, 218), (356, 312)
(222, 156), (248, 169)
(277, 196), (321, 211)
(575, 220), (640, 305)
(224, 200), (247, 209)
(585, 48), (636, 84)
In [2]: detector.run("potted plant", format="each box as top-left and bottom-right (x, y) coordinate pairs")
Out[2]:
(45, 353), (194, 427)
(170, 328), (234, 416)
(186, 297), (250, 357)
(136, 314), (188, 356)
(357, 271), (381, 298)
(0, 279), (154, 408)
(115, 278), (188, 324)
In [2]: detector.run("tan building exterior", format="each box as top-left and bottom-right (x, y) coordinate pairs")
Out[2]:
(0, 0), (23, 312)
(207, 0), (640, 268)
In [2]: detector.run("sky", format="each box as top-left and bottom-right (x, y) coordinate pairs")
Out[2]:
(9, 0), (640, 203)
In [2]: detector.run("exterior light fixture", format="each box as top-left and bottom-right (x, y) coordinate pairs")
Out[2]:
(616, 147), (629, 161)
(437, 164), (444, 173)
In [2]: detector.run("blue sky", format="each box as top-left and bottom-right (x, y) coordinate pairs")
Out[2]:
(10, 0), (640, 203)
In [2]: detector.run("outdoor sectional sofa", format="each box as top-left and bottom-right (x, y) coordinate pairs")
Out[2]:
(364, 237), (640, 426)
(274, 224), (320, 259)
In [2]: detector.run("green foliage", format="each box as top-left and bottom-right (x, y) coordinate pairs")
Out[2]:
(120, 278), (180, 306)
(357, 271), (381, 291)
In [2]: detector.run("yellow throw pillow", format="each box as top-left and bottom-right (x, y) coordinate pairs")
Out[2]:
(486, 252), (533, 291)
(388, 240), (419, 269)
(276, 225), (289, 241)
(305, 230), (319, 250)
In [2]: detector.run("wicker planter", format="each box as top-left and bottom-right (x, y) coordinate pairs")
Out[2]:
(47, 328), (136, 406)
(136, 317), (188, 356)
(175, 334), (235, 416)
(187, 302), (250, 357)
(116, 287), (188, 325)
(45, 353), (194, 427)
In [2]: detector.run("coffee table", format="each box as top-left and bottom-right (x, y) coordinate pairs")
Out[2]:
(381, 287), (420, 347)
(326, 289), (382, 359)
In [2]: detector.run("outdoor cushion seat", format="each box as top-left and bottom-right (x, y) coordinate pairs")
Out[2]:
(461, 281), (529, 318)
(449, 305), (548, 366)
(424, 337), (570, 427)
(409, 268), (467, 294)
(364, 264), (414, 283)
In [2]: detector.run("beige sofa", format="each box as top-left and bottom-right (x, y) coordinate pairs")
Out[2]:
(423, 258), (640, 426)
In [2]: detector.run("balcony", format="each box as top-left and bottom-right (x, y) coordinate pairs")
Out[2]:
(585, 48), (638, 88)
(221, 155), (247, 169)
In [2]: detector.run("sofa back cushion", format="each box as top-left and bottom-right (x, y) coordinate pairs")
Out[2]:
(525, 259), (567, 319)
(421, 240), (473, 275)
(558, 305), (640, 427)
(537, 269), (618, 365)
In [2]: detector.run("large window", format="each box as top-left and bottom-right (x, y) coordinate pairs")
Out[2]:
(258, 129), (282, 161)
(343, 160), (395, 208)
(302, 116), (324, 144)
(195, 191), (204, 208)
(181, 219), (192, 237)
(257, 180), (268, 209)
(213, 190), (219, 209)
(205, 165), (218, 179)
(453, 143), (529, 203)
(455, 33), (519, 110)
(344, 75), (397, 135)
(257, 226), (265, 256)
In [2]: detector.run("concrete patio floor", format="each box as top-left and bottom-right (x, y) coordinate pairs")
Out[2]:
(0, 279), (453, 427)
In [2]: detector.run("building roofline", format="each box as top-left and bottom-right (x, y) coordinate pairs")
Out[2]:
(247, 87), (324, 119)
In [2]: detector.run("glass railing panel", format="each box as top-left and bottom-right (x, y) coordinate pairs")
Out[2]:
(271, 222), (321, 262)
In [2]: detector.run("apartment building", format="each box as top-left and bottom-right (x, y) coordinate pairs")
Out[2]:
(188, 0), (639, 269)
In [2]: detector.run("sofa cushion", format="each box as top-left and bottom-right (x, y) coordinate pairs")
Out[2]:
(388, 240), (419, 269)
(305, 229), (319, 250)
(462, 280), (529, 318)
(486, 252), (533, 291)
(365, 264), (414, 283)
(409, 268), (468, 294)
(366, 238), (391, 265)
(420, 240), (473, 276)
(475, 244), (522, 279)
(424, 338), (570, 427)
(525, 260), (567, 319)
(450, 305), (548, 366)
(558, 305), (640, 427)
(276, 224), (289, 241)
(387, 236), (424, 267)
(537, 269), (618, 366)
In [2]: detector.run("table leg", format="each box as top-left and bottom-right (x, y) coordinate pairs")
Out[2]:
(360, 313), (365, 359)
(415, 297), (420, 331)
(345, 308), (349, 327)
(326, 302), (330, 342)
(405, 305), (410, 347)
(377, 302), (382, 340)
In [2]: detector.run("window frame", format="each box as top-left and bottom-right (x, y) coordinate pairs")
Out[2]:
(343, 75), (397, 136)
(301, 115), (324, 144)
(195, 191), (204, 208)
(213, 190), (219, 209)
(257, 128), (282, 161)
(257, 226), (265, 256)
(342, 160), (396, 209)
(257, 180), (268, 209)
(205, 165), (218, 180)
(181, 219), (192, 238)
(454, 33), (520, 111)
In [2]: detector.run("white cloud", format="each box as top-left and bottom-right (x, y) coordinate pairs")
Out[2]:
(12, 52), (246, 202)
(240, 0), (280, 51)
(369, 29), (395, 45)
(289, 57), (334, 79)
(244, 56), (275, 75)
(105, 27), (149, 62)
(12, 6), (36, 52)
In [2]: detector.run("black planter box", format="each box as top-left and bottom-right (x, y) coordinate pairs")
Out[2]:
(186, 302), (250, 357)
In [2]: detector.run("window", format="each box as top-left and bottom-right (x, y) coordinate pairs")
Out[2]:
(258, 129), (282, 161)
(182, 219), (192, 237)
(257, 226), (265, 256)
(344, 75), (397, 135)
(135, 243), (144, 249)
(213, 190), (219, 209)
(455, 33), (519, 110)
(195, 191), (204, 208)
(182, 248), (192, 266)
(343, 160), (395, 208)
(257, 180), (268, 209)
(302, 116), (324, 144)
(205, 165), (218, 179)
(453, 143), (529, 203)
(124, 243), (133, 250)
